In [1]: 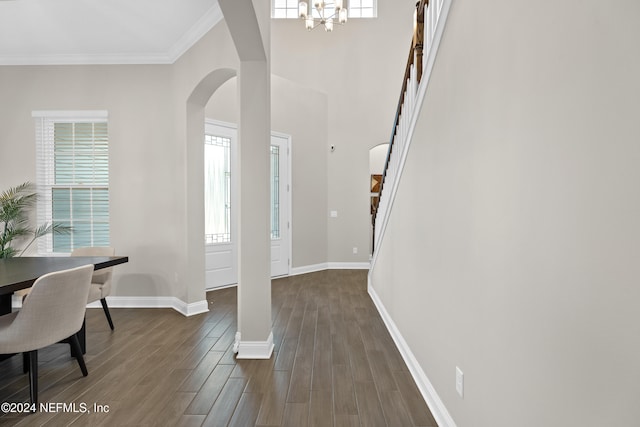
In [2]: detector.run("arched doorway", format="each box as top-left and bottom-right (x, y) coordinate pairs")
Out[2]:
(369, 143), (389, 254)
(183, 68), (237, 307)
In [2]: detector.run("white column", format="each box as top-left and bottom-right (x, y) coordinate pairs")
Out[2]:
(234, 59), (273, 358)
(219, 0), (273, 359)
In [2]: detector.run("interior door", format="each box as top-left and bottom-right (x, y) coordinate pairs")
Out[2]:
(205, 121), (290, 289)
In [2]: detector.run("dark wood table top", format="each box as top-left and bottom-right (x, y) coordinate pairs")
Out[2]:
(0, 256), (129, 295)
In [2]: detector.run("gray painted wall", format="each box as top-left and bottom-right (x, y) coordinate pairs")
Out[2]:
(0, 63), (181, 299)
(370, 0), (640, 425)
(0, 0), (414, 302)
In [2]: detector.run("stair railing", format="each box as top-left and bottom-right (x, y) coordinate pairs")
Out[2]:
(372, 0), (447, 252)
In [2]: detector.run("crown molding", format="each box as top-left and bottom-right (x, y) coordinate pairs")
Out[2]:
(0, 53), (174, 66)
(167, 1), (223, 63)
(0, 3), (223, 66)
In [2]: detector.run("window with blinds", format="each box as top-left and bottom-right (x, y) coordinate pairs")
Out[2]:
(33, 111), (110, 254)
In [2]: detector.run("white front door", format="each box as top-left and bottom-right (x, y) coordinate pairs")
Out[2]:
(270, 133), (290, 277)
(205, 121), (290, 289)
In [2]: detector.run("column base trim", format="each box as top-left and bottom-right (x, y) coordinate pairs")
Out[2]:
(233, 331), (274, 359)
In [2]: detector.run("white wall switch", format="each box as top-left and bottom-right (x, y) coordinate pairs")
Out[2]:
(353, 247), (358, 254)
(456, 366), (464, 398)
(330, 210), (338, 218)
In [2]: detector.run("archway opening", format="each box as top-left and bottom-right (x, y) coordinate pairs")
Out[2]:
(369, 143), (389, 254)
(183, 68), (237, 305)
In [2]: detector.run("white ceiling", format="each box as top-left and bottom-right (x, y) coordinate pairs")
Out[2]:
(0, 0), (223, 65)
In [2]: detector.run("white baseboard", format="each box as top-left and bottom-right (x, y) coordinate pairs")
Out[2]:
(367, 277), (457, 427)
(86, 296), (209, 317)
(290, 261), (370, 276)
(327, 261), (370, 270)
(233, 331), (274, 359)
(290, 263), (328, 276)
(206, 283), (238, 291)
(172, 298), (210, 316)
(11, 263), (367, 315)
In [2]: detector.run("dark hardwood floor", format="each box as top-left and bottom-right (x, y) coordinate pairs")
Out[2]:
(0, 270), (437, 426)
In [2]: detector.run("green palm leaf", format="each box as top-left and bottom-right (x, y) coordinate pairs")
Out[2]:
(0, 182), (71, 258)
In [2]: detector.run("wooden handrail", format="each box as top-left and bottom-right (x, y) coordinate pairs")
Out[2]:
(373, 0), (427, 248)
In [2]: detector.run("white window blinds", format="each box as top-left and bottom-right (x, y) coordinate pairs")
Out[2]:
(33, 111), (110, 254)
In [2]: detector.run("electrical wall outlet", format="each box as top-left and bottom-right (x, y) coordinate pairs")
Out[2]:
(456, 366), (464, 398)
(330, 210), (338, 218)
(353, 247), (358, 254)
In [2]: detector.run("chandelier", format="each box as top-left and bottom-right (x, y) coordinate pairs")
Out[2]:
(298, 1), (348, 32)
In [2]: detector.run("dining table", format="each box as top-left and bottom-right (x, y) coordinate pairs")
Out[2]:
(0, 255), (129, 357)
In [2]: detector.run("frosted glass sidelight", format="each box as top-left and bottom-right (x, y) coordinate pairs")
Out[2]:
(271, 145), (280, 240)
(204, 135), (231, 244)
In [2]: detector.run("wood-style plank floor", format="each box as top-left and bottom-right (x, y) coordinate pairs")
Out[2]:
(0, 270), (437, 426)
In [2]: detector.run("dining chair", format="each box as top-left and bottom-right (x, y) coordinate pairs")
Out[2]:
(0, 264), (94, 407)
(71, 247), (116, 331)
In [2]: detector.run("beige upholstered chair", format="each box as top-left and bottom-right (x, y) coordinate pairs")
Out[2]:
(71, 247), (116, 330)
(0, 264), (94, 406)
